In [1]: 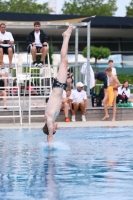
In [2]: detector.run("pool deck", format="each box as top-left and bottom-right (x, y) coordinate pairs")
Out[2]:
(0, 97), (133, 123)
(0, 121), (133, 129)
(0, 95), (133, 125)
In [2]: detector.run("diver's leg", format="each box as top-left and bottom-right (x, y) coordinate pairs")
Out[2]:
(112, 90), (117, 121)
(102, 91), (109, 120)
(57, 24), (73, 84)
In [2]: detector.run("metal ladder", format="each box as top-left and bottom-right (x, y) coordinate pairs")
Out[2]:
(22, 44), (52, 124)
(0, 75), (22, 125)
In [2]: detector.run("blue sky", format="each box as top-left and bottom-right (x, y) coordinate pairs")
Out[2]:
(41, 0), (131, 16)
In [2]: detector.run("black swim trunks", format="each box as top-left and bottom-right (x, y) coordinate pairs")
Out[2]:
(0, 46), (14, 54)
(52, 78), (67, 90)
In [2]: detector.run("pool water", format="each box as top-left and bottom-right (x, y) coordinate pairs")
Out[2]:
(0, 126), (133, 200)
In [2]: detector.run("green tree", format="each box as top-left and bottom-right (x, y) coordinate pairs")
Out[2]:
(126, 0), (133, 17)
(82, 46), (111, 67)
(0, 0), (51, 14)
(61, 0), (117, 16)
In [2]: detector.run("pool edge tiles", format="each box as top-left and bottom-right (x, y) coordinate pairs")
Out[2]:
(0, 121), (133, 129)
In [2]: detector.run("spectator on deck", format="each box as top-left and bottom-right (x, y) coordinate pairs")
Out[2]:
(0, 23), (14, 69)
(0, 65), (8, 86)
(10, 78), (18, 96)
(61, 87), (71, 122)
(26, 81), (38, 95)
(108, 60), (117, 76)
(67, 66), (74, 89)
(95, 71), (108, 93)
(69, 82), (87, 122)
(0, 74), (7, 108)
(26, 21), (48, 68)
(117, 81), (130, 103)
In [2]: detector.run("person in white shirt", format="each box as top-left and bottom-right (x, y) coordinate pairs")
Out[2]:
(26, 21), (48, 68)
(117, 81), (130, 103)
(108, 60), (117, 75)
(0, 23), (14, 68)
(69, 82), (87, 122)
(0, 66), (8, 86)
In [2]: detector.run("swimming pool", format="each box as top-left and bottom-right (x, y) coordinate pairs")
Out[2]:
(0, 126), (133, 200)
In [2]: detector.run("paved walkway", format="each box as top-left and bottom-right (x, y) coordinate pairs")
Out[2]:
(0, 121), (132, 129)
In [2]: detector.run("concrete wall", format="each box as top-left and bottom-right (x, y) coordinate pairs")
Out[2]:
(0, 108), (133, 124)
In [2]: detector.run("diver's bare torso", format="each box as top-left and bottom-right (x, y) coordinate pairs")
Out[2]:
(108, 75), (117, 87)
(45, 87), (63, 122)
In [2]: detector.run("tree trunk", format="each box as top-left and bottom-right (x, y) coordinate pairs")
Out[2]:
(94, 58), (97, 68)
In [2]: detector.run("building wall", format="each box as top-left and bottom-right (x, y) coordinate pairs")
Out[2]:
(14, 34), (133, 68)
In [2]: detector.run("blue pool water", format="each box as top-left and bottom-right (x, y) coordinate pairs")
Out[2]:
(0, 126), (133, 200)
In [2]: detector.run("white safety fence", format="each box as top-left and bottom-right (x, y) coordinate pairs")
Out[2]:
(0, 75), (52, 125)
(0, 76), (22, 125)
(23, 44), (53, 124)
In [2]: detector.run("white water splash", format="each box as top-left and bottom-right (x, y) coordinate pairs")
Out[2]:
(40, 141), (70, 151)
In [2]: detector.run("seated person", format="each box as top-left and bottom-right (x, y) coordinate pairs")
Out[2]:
(10, 78), (18, 96)
(0, 23), (14, 68)
(0, 64), (8, 86)
(67, 66), (73, 88)
(26, 21), (48, 68)
(117, 81), (130, 103)
(0, 74), (7, 109)
(61, 87), (71, 122)
(69, 82), (87, 122)
(26, 81), (38, 95)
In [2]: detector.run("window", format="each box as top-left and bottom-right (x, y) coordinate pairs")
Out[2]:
(122, 55), (133, 68)
(121, 42), (133, 51)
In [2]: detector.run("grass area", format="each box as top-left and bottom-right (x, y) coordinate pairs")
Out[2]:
(117, 74), (133, 84)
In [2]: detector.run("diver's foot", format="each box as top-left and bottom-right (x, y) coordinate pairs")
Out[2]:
(102, 115), (109, 121)
(32, 102), (37, 106)
(62, 24), (73, 38)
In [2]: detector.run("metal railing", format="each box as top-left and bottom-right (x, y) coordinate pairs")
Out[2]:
(25, 44), (52, 125)
(0, 76), (22, 125)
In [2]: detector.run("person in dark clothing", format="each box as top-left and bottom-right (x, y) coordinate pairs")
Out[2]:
(0, 74), (7, 108)
(95, 71), (108, 89)
(67, 66), (74, 88)
(94, 71), (109, 108)
(26, 21), (48, 68)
